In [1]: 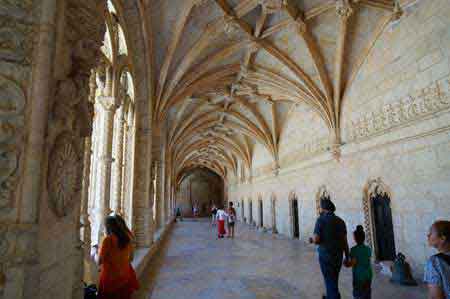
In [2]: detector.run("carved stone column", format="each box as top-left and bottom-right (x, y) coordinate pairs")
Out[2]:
(133, 129), (154, 247)
(152, 159), (162, 230)
(93, 96), (117, 244)
(80, 71), (96, 256)
(80, 137), (92, 254)
(111, 106), (125, 214)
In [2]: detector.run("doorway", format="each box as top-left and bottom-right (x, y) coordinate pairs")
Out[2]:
(241, 199), (245, 222)
(258, 200), (263, 228)
(292, 199), (299, 239)
(249, 200), (253, 225)
(372, 191), (396, 260)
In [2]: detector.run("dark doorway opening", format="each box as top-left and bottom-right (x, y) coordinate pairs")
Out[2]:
(258, 200), (263, 228)
(249, 200), (253, 225)
(372, 191), (396, 260)
(292, 199), (299, 239)
(241, 199), (245, 222)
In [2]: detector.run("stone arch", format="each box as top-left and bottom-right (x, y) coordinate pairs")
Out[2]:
(288, 191), (300, 239)
(315, 185), (331, 216)
(362, 178), (395, 260)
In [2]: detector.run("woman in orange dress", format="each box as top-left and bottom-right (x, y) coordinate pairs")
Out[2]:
(98, 216), (139, 299)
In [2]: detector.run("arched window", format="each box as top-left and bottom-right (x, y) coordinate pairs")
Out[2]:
(86, 3), (136, 244)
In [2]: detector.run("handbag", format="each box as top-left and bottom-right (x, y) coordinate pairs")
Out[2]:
(84, 283), (97, 299)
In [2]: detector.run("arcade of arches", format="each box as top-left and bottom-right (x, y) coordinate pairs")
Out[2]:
(0, 0), (449, 298)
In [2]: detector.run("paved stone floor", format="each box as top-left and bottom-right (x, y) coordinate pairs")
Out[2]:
(136, 219), (426, 299)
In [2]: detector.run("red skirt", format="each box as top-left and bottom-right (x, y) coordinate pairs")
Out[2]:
(98, 264), (139, 299)
(217, 220), (226, 236)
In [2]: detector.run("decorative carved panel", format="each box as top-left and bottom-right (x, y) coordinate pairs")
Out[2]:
(348, 76), (450, 142)
(0, 1), (33, 212)
(47, 133), (83, 217)
(0, 76), (25, 210)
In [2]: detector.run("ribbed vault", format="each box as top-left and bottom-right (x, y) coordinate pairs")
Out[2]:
(149, 0), (402, 184)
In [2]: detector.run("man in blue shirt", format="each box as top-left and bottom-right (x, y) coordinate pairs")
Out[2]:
(310, 199), (350, 299)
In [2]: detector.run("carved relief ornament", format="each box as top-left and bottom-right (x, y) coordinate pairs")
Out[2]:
(47, 133), (83, 217)
(46, 0), (106, 217)
(348, 77), (450, 142)
(0, 77), (26, 210)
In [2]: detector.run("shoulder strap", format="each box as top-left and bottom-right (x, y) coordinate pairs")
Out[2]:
(436, 253), (450, 266)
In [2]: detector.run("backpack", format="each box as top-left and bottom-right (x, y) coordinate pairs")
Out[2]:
(436, 253), (450, 266)
(84, 283), (97, 299)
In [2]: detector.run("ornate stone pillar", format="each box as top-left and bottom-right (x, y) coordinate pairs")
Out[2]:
(111, 106), (125, 214)
(152, 159), (162, 230)
(80, 71), (96, 255)
(93, 95), (117, 244)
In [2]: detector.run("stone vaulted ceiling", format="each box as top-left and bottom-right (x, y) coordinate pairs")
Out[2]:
(149, 0), (401, 181)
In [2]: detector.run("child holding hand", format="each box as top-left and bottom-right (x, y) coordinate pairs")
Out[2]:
(347, 225), (373, 299)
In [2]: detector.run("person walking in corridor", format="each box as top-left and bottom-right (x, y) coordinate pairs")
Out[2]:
(309, 199), (349, 299)
(424, 220), (450, 299)
(216, 205), (228, 238)
(98, 216), (139, 299)
(227, 202), (236, 238)
(348, 225), (373, 299)
(211, 204), (218, 226)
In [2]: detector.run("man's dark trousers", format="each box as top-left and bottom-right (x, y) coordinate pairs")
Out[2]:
(319, 252), (343, 299)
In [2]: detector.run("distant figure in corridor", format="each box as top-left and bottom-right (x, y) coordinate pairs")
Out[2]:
(216, 205), (228, 238)
(309, 198), (349, 299)
(175, 207), (183, 222)
(98, 216), (139, 299)
(347, 225), (373, 299)
(193, 205), (199, 218)
(227, 202), (236, 238)
(424, 220), (450, 299)
(211, 204), (217, 226)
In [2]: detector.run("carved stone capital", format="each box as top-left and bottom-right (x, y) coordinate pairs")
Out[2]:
(295, 17), (307, 34)
(97, 96), (118, 112)
(193, 0), (208, 7)
(392, 0), (403, 21)
(336, 0), (353, 19)
(223, 15), (240, 37)
(260, 0), (286, 14)
(247, 40), (261, 54)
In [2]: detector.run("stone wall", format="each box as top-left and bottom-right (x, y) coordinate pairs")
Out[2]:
(228, 0), (450, 275)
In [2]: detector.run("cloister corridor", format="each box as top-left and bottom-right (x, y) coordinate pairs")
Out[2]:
(135, 219), (426, 299)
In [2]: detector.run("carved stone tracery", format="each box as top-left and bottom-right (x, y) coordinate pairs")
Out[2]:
(316, 185), (330, 216)
(362, 178), (392, 253)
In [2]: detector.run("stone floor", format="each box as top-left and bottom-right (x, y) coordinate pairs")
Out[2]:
(136, 219), (426, 299)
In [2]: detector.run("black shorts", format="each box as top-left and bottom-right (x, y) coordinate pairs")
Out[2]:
(228, 222), (235, 227)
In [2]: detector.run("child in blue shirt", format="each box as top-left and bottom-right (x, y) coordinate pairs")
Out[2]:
(347, 225), (373, 299)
